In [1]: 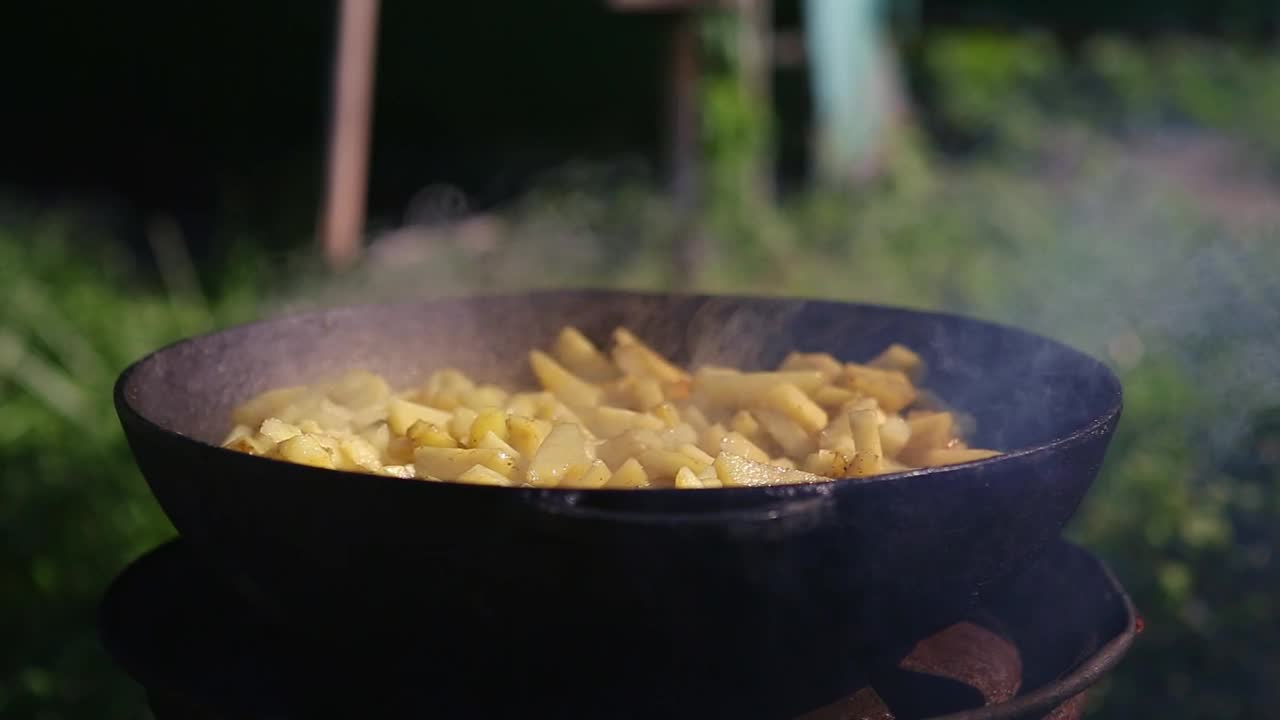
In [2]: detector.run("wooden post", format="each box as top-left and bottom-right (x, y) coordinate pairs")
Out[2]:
(320, 0), (381, 270)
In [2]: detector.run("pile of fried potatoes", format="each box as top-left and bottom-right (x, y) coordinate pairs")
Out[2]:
(222, 327), (1000, 488)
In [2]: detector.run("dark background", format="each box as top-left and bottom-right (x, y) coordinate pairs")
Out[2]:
(4, 0), (1277, 244)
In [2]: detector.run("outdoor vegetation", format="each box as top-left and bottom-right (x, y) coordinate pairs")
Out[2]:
(3, 26), (1280, 720)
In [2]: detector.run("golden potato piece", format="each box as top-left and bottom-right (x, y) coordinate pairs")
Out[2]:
(388, 398), (453, 436)
(803, 449), (852, 478)
(422, 388), (461, 411)
(221, 424), (254, 445)
(677, 403), (710, 432)
(730, 410), (763, 442)
(413, 447), (518, 481)
(259, 417), (302, 444)
(600, 376), (636, 408)
(449, 407), (480, 445)
(505, 392), (542, 418)
(664, 378), (692, 402)
(849, 409), (883, 457)
(537, 397), (586, 427)
(460, 385), (509, 412)
(812, 385), (859, 408)
(702, 424), (770, 464)
(529, 350), (603, 407)
(553, 326), (618, 382)
(633, 378), (666, 410)
(678, 443), (715, 467)
(651, 401), (681, 428)
(879, 415), (912, 458)
(696, 464), (723, 489)
(829, 435), (857, 458)
(314, 398), (356, 430)
(900, 411), (955, 465)
(754, 409), (816, 458)
(701, 422), (729, 450)
(358, 421), (391, 451)
(527, 423), (594, 488)
(674, 466), (704, 489)
(475, 431), (522, 462)
(580, 405), (665, 438)
(639, 448), (708, 479)
(612, 327), (643, 346)
(606, 457), (649, 489)
(596, 428), (665, 470)
(693, 369), (827, 409)
(406, 420), (458, 448)
(881, 458), (910, 474)
(721, 431), (771, 464)
(456, 464), (515, 487)
(803, 450), (830, 476)
(337, 435), (383, 472)
(221, 426), (275, 455)
(507, 415), (552, 458)
(564, 459), (613, 489)
(421, 368), (475, 400)
(757, 383), (828, 434)
(611, 328), (689, 384)
(385, 436), (416, 464)
(612, 343), (671, 383)
(349, 404), (388, 429)
(277, 434), (336, 469)
(918, 447), (1001, 467)
(468, 408), (509, 447)
(657, 422), (699, 449)
(818, 411), (851, 450)
(843, 364), (917, 414)
(714, 452), (827, 488)
(779, 351), (843, 380)
(867, 343), (925, 380)
(849, 450), (882, 477)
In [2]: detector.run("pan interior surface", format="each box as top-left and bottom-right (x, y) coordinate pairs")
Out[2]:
(121, 291), (1120, 458)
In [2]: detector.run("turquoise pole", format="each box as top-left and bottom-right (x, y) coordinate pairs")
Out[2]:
(804, 0), (884, 182)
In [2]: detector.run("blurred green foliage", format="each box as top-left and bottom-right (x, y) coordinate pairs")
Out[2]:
(0, 218), (258, 719)
(4, 31), (1280, 720)
(918, 31), (1280, 168)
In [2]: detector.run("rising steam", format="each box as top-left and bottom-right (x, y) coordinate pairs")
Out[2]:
(259, 128), (1279, 455)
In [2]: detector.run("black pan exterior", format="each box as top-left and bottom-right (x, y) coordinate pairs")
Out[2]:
(114, 292), (1121, 716)
(99, 539), (1136, 720)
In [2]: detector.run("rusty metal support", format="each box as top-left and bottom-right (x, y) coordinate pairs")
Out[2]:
(668, 12), (701, 210)
(666, 12), (706, 289)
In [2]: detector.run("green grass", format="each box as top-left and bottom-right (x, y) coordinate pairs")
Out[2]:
(0, 217), (258, 719)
